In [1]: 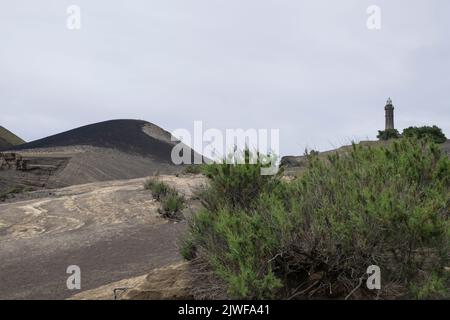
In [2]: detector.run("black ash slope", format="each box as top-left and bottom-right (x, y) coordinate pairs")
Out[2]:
(10, 119), (183, 163)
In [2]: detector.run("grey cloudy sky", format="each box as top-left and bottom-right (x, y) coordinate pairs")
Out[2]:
(1, 0), (449, 156)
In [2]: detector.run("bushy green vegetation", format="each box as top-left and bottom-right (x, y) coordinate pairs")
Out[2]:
(377, 129), (400, 140)
(199, 150), (281, 212)
(377, 125), (447, 144)
(403, 125), (447, 144)
(182, 140), (450, 299)
(144, 179), (186, 220)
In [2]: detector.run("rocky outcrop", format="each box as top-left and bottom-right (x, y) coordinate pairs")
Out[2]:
(123, 262), (194, 300)
(69, 262), (193, 300)
(69, 258), (228, 300)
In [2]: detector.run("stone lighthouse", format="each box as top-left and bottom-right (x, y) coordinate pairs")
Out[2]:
(385, 98), (395, 130)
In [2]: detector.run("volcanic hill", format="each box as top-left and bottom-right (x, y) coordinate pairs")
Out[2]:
(0, 126), (25, 150)
(1, 119), (202, 190)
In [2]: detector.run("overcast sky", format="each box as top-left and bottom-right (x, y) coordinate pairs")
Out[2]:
(1, 0), (449, 156)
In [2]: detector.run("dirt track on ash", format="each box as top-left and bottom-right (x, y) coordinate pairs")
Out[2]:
(0, 175), (205, 299)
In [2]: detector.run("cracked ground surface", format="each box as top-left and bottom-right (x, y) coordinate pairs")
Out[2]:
(0, 174), (205, 299)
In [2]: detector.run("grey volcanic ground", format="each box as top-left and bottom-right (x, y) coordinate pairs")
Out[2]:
(0, 120), (207, 299)
(0, 175), (205, 299)
(5, 146), (181, 189)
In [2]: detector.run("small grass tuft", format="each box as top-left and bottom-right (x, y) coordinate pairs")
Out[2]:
(144, 179), (171, 201)
(159, 192), (186, 220)
(145, 179), (186, 220)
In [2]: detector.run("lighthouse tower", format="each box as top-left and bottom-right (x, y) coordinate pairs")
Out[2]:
(385, 98), (395, 130)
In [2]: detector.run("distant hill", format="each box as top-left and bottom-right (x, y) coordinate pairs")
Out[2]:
(3, 119), (203, 187)
(0, 126), (25, 150)
(281, 139), (450, 175)
(10, 119), (183, 161)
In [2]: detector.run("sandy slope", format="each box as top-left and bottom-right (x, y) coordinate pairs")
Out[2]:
(10, 146), (184, 188)
(0, 174), (205, 299)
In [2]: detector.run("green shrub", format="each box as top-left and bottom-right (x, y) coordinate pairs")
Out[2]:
(180, 237), (197, 260)
(159, 192), (186, 219)
(183, 141), (450, 299)
(144, 179), (156, 190)
(144, 179), (171, 201)
(145, 179), (186, 220)
(200, 149), (282, 212)
(403, 125), (447, 144)
(377, 129), (400, 140)
(284, 139), (449, 299)
(410, 272), (449, 299)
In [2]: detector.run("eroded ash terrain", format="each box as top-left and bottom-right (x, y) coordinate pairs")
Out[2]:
(0, 174), (205, 299)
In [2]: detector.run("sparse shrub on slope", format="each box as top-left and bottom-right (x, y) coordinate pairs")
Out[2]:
(183, 140), (450, 299)
(159, 192), (186, 220)
(144, 179), (186, 220)
(144, 179), (171, 201)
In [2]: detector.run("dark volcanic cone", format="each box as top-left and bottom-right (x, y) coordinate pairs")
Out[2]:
(9, 119), (190, 163)
(2, 120), (203, 189)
